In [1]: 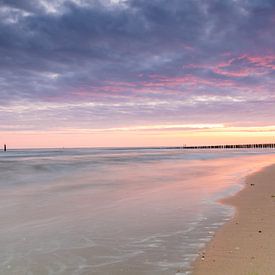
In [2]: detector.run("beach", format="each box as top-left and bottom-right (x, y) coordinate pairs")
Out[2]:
(1, 148), (275, 274)
(193, 163), (275, 275)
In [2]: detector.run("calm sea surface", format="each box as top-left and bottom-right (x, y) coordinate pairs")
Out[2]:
(0, 148), (274, 275)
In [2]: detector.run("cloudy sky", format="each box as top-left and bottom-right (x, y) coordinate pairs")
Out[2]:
(1, 0), (275, 148)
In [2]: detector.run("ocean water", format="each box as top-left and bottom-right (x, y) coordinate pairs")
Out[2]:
(0, 148), (275, 275)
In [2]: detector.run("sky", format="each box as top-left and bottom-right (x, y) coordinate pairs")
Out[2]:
(1, 0), (275, 148)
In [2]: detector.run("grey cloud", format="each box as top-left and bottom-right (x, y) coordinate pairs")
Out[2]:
(1, 0), (275, 130)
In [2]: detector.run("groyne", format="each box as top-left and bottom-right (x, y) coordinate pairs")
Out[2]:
(181, 143), (275, 150)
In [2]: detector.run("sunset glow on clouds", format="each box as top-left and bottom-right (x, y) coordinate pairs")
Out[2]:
(1, 0), (275, 147)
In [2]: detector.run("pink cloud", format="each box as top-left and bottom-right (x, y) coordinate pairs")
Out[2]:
(185, 54), (275, 78)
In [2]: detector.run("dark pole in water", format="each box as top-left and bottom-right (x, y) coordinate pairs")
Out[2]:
(4, 144), (6, 152)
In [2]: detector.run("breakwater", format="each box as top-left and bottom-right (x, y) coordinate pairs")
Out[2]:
(181, 143), (275, 149)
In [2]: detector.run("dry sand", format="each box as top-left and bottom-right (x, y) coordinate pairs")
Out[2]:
(192, 164), (275, 275)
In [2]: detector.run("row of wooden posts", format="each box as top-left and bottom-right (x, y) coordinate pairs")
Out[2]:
(181, 143), (275, 149)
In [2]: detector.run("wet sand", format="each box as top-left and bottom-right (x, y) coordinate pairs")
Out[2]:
(193, 164), (275, 275)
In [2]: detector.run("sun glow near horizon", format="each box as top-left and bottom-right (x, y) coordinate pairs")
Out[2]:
(2, 124), (275, 149)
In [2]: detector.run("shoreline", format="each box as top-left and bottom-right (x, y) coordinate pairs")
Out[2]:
(192, 163), (275, 275)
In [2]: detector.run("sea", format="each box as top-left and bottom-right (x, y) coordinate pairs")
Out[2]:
(0, 148), (275, 275)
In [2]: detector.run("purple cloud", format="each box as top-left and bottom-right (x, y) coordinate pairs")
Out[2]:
(0, 0), (275, 132)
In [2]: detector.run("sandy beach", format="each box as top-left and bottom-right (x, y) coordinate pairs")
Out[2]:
(193, 163), (275, 275)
